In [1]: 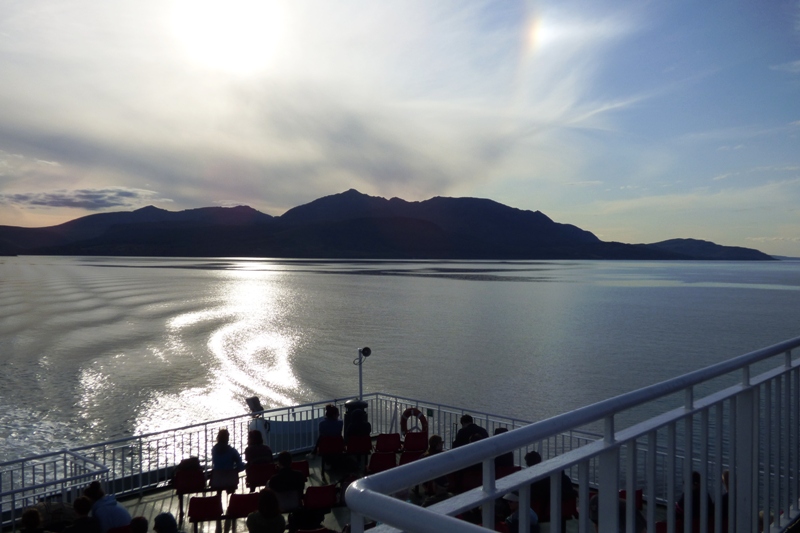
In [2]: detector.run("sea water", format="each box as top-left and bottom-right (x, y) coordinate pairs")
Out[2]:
(1, 256), (799, 462)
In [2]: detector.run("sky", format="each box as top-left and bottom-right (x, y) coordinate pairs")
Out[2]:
(0, 1), (799, 256)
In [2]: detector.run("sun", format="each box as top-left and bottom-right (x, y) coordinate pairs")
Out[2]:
(170, 0), (285, 75)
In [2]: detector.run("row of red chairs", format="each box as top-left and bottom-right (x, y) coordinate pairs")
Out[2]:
(174, 461), (310, 526)
(244, 460), (310, 490)
(186, 484), (338, 533)
(319, 431), (428, 456)
(317, 432), (429, 477)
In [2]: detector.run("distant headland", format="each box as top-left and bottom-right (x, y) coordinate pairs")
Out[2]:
(0, 189), (774, 260)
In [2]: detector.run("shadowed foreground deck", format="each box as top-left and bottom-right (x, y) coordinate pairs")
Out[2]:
(120, 451), (352, 532)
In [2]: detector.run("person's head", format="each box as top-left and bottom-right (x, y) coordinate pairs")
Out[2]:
(494, 427), (508, 436)
(153, 512), (178, 533)
(21, 508), (41, 531)
(460, 414), (473, 426)
(257, 489), (281, 518)
(428, 435), (443, 453)
(503, 492), (520, 510)
(83, 480), (105, 502)
(130, 516), (149, 533)
(524, 451), (542, 467)
(248, 430), (263, 446)
(216, 428), (230, 445)
(325, 404), (339, 420)
(277, 450), (293, 468)
(72, 496), (93, 517)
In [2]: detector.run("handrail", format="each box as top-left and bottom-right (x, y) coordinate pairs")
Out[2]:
(346, 335), (800, 533)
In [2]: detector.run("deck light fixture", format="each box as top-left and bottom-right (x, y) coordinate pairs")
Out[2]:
(354, 346), (371, 400)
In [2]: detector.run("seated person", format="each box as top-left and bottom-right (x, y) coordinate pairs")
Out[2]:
(494, 427), (515, 468)
(344, 409), (371, 443)
(422, 435), (444, 458)
(244, 429), (273, 464)
(676, 471), (714, 524)
(589, 495), (646, 533)
(83, 480), (132, 533)
(524, 450), (577, 532)
(503, 492), (540, 533)
(422, 476), (452, 507)
(211, 428), (245, 492)
(268, 451), (306, 512)
(130, 517), (148, 533)
(319, 404), (343, 437)
(20, 508), (47, 533)
(452, 414), (489, 448)
(246, 489), (285, 533)
(153, 513), (179, 533)
(64, 497), (101, 533)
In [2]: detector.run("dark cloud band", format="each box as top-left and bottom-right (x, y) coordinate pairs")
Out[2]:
(0, 187), (163, 210)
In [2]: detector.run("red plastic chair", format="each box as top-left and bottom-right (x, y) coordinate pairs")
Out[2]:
(317, 435), (346, 478)
(173, 467), (208, 526)
(188, 493), (223, 533)
(366, 452), (397, 474)
(619, 488), (644, 510)
(375, 433), (402, 453)
(398, 451), (424, 465)
(346, 434), (373, 470)
(303, 484), (338, 512)
(246, 462), (277, 491)
(497, 465), (522, 479)
(402, 431), (428, 452)
(224, 492), (260, 533)
(346, 434), (373, 455)
(292, 460), (311, 481)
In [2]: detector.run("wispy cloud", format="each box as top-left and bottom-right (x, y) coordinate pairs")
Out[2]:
(0, 187), (167, 210)
(770, 60), (800, 74)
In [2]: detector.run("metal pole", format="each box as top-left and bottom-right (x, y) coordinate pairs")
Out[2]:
(358, 348), (364, 400)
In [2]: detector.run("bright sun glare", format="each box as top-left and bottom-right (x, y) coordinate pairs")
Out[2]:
(171, 0), (285, 75)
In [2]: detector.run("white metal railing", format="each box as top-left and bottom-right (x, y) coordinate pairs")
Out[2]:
(346, 336), (800, 533)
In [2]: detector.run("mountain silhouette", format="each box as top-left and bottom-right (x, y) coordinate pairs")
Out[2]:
(0, 190), (773, 260)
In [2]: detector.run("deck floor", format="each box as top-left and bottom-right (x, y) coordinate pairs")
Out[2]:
(119, 451), (665, 533)
(120, 451), (353, 533)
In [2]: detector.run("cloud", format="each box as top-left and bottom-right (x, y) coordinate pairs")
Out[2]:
(0, 187), (167, 210)
(746, 236), (800, 243)
(717, 145), (744, 151)
(770, 60), (800, 74)
(567, 180), (603, 186)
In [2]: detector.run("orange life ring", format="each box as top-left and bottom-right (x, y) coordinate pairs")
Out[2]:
(400, 407), (428, 436)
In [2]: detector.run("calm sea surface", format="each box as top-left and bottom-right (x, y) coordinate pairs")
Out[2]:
(2, 256), (799, 462)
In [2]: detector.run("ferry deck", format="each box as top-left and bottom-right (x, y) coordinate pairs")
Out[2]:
(4, 336), (800, 533)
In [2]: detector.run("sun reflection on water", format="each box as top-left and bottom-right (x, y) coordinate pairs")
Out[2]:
(135, 268), (301, 435)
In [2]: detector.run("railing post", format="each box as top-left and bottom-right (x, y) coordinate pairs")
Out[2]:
(647, 431), (657, 533)
(626, 442), (636, 533)
(600, 415), (619, 533)
(579, 460), (591, 533)
(734, 387), (755, 533)
(481, 459), (496, 528)
(349, 511), (365, 533)
(683, 414), (693, 533)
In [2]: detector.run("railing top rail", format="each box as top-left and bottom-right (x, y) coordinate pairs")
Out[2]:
(60, 395), (363, 455)
(367, 393), (534, 426)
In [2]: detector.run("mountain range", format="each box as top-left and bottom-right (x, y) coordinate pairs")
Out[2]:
(0, 189), (774, 260)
